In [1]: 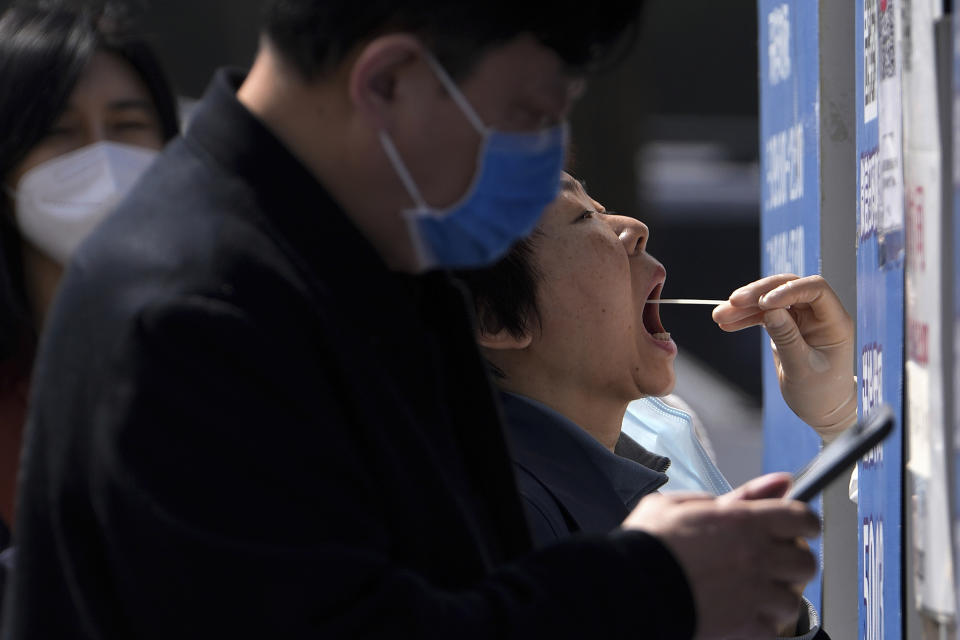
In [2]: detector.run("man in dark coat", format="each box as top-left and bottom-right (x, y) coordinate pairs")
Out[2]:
(2, 2), (820, 638)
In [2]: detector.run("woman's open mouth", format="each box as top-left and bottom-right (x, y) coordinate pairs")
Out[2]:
(643, 283), (672, 342)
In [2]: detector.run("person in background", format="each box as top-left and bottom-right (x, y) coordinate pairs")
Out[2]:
(457, 173), (855, 637)
(0, 1), (179, 604)
(4, 2), (821, 638)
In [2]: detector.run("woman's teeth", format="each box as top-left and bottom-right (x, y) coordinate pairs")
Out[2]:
(652, 332), (671, 342)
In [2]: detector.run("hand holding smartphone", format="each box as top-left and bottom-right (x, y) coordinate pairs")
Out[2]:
(786, 405), (895, 502)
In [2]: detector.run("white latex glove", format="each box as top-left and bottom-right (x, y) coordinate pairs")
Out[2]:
(712, 274), (857, 442)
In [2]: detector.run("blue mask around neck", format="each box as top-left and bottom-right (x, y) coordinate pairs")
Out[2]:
(621, 396), (733, 496)
(379, 52), (567, 270)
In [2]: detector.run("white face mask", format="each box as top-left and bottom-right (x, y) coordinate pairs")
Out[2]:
(621, 396), (733, 496)
(8, 141), (158, 265)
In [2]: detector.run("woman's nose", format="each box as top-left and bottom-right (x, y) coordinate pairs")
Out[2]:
(615, 216), (649, 255)
(82, 117), (108, 147)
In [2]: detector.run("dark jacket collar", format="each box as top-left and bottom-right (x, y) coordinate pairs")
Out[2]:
(614, 431), (671, 475)
(500, 392), (669, 532)
(184, 69), (431, 337)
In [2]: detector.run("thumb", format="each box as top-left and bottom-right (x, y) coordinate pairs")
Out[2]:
(659, 490), (715, 503)
(763, 308), (805, 359)
(722, 472), (793, 502)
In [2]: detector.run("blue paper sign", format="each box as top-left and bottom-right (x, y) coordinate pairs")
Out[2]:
(856, 1), (904, 638)
(758, 0), (823, 610)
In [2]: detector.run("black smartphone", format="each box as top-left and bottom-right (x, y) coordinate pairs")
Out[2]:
(786, 405), (896, 502)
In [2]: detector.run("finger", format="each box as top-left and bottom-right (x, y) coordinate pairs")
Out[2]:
(635, 491), (714, 507)
(712, 301), (764, 325)
(753, 502), (822, 539)
(659, 490), (716, 503)
(626, 491), (714, 519)
(728, 273), (801, 307)
(757, 583), (803, 638)
(754, 583), (804, 633)
(723, 472), (793, 502)
(762, 308), (809, 364)
(758, 275), (848, 324)
(715, 312), (767, 333)
(763, 540), (819, 584)
(622, 492), (715, 529)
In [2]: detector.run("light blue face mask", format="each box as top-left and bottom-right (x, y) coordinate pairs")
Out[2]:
(621, 396), (733, 496)
(379, 53), (567, 270)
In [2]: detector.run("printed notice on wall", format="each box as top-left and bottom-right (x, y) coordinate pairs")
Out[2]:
(857, 0), (905, 637)
(877, 0), (904, 265)
(902, 0), (955, 623)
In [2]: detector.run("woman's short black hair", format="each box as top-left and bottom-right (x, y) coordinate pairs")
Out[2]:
(263, 0), (646, 80)
(0, 1), (179, 368)
(455, 231), (544, 345)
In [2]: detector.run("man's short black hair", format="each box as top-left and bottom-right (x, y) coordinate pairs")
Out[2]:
(262, 0), (645, 80)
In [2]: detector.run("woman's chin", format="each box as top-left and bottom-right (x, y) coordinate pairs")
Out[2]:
(633, 373), (676, 400)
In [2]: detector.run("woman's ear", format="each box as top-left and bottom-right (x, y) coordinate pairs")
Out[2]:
(476, 325), (532, 351)
(347, 33), (424, 130)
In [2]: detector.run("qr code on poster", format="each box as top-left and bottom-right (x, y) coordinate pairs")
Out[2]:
(860, 148), (879, 240)
(880, 0), (897, 78)
(864, 0), (878, 121)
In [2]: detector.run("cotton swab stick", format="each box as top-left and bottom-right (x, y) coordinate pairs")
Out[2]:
(646, 299), (726, 305)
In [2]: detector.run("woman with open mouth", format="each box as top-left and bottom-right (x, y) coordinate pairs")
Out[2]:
(456, 172), (853, 639)
(456, 170), (856, 543)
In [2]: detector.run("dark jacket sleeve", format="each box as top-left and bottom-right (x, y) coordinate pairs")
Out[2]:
(80, 297), (697, 639)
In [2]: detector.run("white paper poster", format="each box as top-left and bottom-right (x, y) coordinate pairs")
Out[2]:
(902, 0), (956, 622)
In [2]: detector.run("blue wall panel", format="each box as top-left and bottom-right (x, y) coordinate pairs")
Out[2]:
(758, 0), (823, 610)
(855, 1), (904, 638)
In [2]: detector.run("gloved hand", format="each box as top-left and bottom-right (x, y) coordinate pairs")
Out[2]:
(712, 274), (857, 442)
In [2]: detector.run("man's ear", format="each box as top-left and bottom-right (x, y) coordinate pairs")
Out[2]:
(476, 325), (533, 351)
(348, 33), (424, 130)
